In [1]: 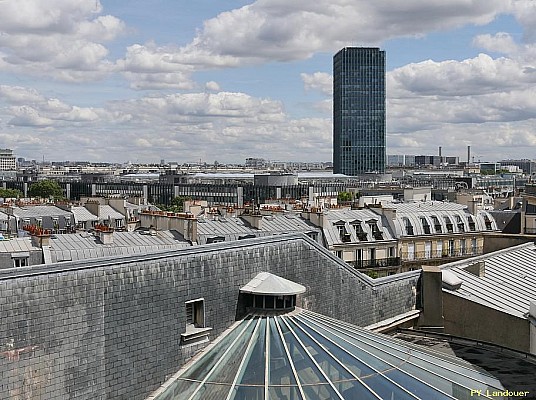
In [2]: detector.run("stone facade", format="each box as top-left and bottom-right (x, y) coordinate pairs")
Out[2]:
(0, 234), (419, 400)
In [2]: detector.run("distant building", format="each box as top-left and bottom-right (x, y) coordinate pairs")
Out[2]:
(333, 47), (386, 175)
(245, 157), (269, 169)
(372, 201), (498, 270)
(303, 208), (398, 276)
(0, 148), (16, 171)
(501, 159), (536, 174)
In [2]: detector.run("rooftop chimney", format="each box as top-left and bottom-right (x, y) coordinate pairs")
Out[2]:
(467, 145), (471, 164)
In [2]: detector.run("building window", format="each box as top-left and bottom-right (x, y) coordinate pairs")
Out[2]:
(407, 242), (415, 260)
(370, 248), (376, 263)
(444, 216), (453, 233)
(207, 236), (225, 244)
(185, 298), (205, 329)
(425, 241), (432, 259)
(352, 222), (367, 241)
(460, 239), (466, 255)
(181, 298), (212, 346)
(431, 215), (442, 233)
(420, 217), (431, 234)
(471, 238), (478, 254)
(403, 217), (414, 236)
(483, 215), (493, 230)
(437, 240), (443, 257)
(306, 232), (318, 241)
(455, 215), (465, 232)
(335, 224), (351, 242)
(467, 215), (476, 231)
(13, 257), (28, 268)
(367, 220), (383, 240)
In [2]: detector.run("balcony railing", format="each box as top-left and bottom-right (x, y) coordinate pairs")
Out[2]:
(400, 247), (483, 261)
(354, 257), (400, 269)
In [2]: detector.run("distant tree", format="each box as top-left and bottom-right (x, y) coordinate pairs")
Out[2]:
(337, 191), (353, 203)
(28, 180), (63, 199)
(158, 196), (192, 213)
(0, 188), (22, 198)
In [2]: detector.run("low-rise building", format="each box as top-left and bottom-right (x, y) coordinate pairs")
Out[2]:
(302, 208), (398, 276)
(373, 201), (498, 271)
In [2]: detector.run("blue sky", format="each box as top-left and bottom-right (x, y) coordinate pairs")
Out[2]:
(0, 1), (535, 164)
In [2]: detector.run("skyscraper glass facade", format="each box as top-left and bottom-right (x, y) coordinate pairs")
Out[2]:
(333, 47), (386, 175)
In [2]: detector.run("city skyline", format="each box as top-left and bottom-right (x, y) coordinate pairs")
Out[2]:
(0, 1), (535, 164)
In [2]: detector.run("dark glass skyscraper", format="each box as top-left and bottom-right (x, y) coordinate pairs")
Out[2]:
(333, 47), (386, 175)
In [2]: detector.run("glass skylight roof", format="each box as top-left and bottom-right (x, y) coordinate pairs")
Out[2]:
(151, 310), (505, 400)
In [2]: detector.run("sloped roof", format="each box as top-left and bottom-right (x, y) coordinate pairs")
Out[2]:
(48, 230), (190, 263)
(71, 206), (98, 223)
(12, 205), (72, 218)
(98, 204), (124, 220)
(0, 237), (40, 253)
(441, 242), (536, 318)
(240, 272), (306, 295)
(323, 208), (395, 247)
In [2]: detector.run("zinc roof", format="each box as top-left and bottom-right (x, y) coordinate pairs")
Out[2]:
(323, 208), (395, 247)
(0, 237), (40, 253)
(71, 206), (98, 223)
(441, 242), (536, 318)
(98, 204), (125, 220)
(12, 205), (72, 218)
(48, 230), (190, 263)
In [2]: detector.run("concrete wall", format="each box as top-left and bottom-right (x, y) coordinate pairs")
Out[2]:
(483, 233), (534, 253)
(443, 292), (530, 352)
(0, 234), (419, 400)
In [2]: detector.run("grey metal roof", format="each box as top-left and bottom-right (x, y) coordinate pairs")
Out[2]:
(441, 242), (536, 318)
(48, 230), (190, 263)
(253, 214), (320, 234)
(0, 211), (8, 221)
(98, 204), (125, 220)
(323, 209), (395, 247)
(196, 214), (321, 245)
(71, 206), (98, 223)
(240, 272), (306, 295)
(381, 201), (498, 237)
(11, 205), (72, 218)
(0, 237), (40, 253)
(196, 216), (259, 244)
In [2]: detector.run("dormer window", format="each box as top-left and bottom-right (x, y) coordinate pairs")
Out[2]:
(367, 219), (383, 240)
(403, 217), (414, 236)
(483, 215), (493, 230)
(431, 215), (442, 233)
(420, 217), (431, 234)
(444, 216), (453, 233)
(467, 215), (476, 231)
(455, 215), (465, 232)
(334, 221), (351, 242)
(351, 220), (367, 241)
